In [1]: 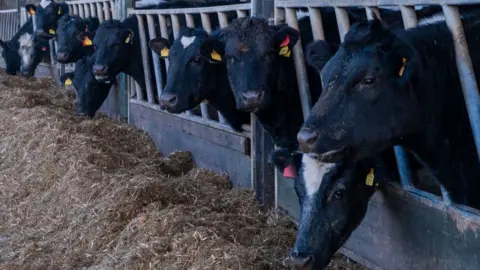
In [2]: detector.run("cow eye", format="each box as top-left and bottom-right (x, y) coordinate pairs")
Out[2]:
(334, 190), (345, 199)
(361, 77), (376, 86)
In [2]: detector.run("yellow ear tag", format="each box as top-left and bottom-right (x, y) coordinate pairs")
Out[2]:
(398, 57), (407, 77)
(65, 78), (72, 86)
(125, 34), (131, 44)
(160, 47), (169, 57)
(58, 7), (62, 15)
(279, 46), (291, 57)
(28, 9), (35, 15)
(83, 36), (93, 46)
(49, 29), (56, 35)
(211, 50), (222, 61)
(365, 168), (374, 186)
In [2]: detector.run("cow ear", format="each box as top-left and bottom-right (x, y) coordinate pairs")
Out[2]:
(122, 30), (134, 44)
(149, 37), (170, 59)
(60, 72), (74, 86)
(77, 31), (94, 47)
(273, 26), (300, 58)
(305, 40), (337, 72)
(0, 39), (6, 50)
(25, 4), (36, 15)
(202, 36), (224, 64)
(58, 2), (69, 16)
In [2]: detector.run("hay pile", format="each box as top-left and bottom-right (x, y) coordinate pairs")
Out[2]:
(0, 70), (366, 270)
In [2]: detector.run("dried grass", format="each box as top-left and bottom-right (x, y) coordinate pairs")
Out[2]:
(0, 69), (366, 270)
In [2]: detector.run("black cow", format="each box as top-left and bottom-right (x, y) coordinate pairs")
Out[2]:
(0, 18), (33, 75)
(25, 0), (69, 39)
(17, 33), (50, 77)
(298, 17), (480, 208)
(272, 150), (390, 269)
(60, 54), (115, 117)
(56, 15), (100, 63)
(148, 28), (250, 132)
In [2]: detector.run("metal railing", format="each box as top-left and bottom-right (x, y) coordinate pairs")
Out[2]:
(274, 1), (480, 210)
(0, 9), (19, 41)
(126, 3), (252, 135)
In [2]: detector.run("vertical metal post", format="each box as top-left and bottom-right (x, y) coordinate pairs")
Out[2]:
(308, 7), (325, 40)
(146, 14), (163, 102)
(443, 4), (480, 162)
(89, 3), (97, 18)
(104, 2), (111, 20)
(334, 7), (350, 41)
(136, 15), (151, 102)
(96, 3), (104, 21)
(400, 6), (418, 29)
(365, 6), (381, 20)
(236, 9), (247, 18)
(84, 3), (91, 18)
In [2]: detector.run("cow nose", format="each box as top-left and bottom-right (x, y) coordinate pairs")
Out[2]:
(56, 52), (68, 62)
(241, 91), (264, 109)
(93, 64), (108, 76)
(297, 128), (319, 153)
(290, 251), (313, 266)
(159, 93), (177, 109)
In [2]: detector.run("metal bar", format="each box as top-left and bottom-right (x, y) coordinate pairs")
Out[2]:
(84, 3), (91, 18)
(104, 1), (112, 20)
(185, 13), (194, 27)
(274, 7), (285, 24)
(146, 14), (164, 102)
(285, 7), (312, 119)
(236, 9), (247, 18)
(96, 3), (104, 22)
(308, 7), (325, 40)
(334, 7), (350, 41)
(365, 6), (381, 20)
(127, 4), (251, 15)
(90, 3), (97, 18)
(200, 12), (213, 121)
(136, 15), (153, 103)
(400, 5), (418, 29)
(217, 12), (228, 28)
(158, 14), (169, 69)
(32, 14), (37, 31)
(79, 4), (85, 18)
(73, 4), (79, 16)
(443, 4), (480, 162)
(274, 0), (480, 6)
(111, 0), (117, 19)
(171, 14), (180, 39)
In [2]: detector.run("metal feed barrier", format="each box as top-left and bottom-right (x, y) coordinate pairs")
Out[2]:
(272, 1), (480, 269)
(126, 3), (256, 188)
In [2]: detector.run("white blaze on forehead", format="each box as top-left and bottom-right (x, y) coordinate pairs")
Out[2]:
(180, 36), (196, 49)
(40, 0), (53, 8)
(418, 13), (446, 26)
(18, 33), (34, 68)
(302, 155), (336, 197)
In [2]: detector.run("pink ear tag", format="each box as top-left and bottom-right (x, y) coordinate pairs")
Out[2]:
(41, 47), (47, 51)
(283, 164), (296, 178)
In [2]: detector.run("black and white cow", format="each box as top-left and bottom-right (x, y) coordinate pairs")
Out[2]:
(298, 16), (480, 208)
(55, 15), (100, 63)
(0, 18), (33, 75)
(17, 33), (50, 77)
(148, 27), (250, 132)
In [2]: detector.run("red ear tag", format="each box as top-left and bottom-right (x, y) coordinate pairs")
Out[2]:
(283, 164), (296, 178)
(41, 47), (47, 51)
(280, 35), (290, 47)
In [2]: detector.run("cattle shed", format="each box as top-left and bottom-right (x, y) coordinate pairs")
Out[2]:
(1, 0), (480, 269)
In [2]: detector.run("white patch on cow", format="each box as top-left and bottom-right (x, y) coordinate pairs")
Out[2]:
(18, 33), (34, 69)
(296, 9), (309, 20)
(302, 155), (336, 197)
(418, 13), (446, 26)
(40, 0), (52, 8)
(180, 36), (196, 49)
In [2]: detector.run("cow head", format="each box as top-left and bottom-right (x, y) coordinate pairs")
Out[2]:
(60, 55), (114, 117)
(91, 19), (135, 82)
(149, 28), (224, 113)
(215, 17), (300, 112)
(56, 15), (99, 63)
(18, 33), (49, 77)
(272, 152), (378, 269)
(297, 18), (422, 162)
(0, 40), (21, 75)
(26, 0), (69, 39)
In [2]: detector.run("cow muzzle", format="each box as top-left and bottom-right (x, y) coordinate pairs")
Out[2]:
(56, 52), (70, 63)
(159, 93), (178, 111)
(237, 90), (265, 112)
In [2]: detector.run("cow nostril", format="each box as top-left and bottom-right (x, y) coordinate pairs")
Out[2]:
(168, 95), (177, 105)
(290, 251), (313, 266)
(241, 91), (262, 101)
(297, 129), (319, 152)
(93, 64), (107, 75)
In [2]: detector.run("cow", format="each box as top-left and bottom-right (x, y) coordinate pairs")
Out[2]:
(25, 0), (69, 39)
(17, 33), (50, 77)
(272, 150), (391, 269)
(0, 18), (33, 75)
(59, 54), (115, 117)
(297, 17), (480, 208)
(55, 15), (100, 63)
(148, 27), (250, 132)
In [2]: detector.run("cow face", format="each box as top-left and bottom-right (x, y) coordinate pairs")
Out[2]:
(297, 19), (422, 162)
(272, 152), (377, 269)
(18, 33), (49, 77)
(91, 20), (135, 82)
(149, 28), (224, 113)
(26, 1), (68, 39)
(60, 55), (114, 117)
(217, 17), (300, 112)
(0, 40), (21, 75)
(56, 15), (98, 63)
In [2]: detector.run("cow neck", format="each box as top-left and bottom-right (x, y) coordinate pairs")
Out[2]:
(255, 56), (303, 151)
(398, 27), (480, 207)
